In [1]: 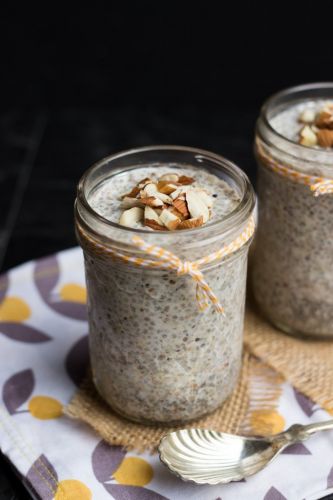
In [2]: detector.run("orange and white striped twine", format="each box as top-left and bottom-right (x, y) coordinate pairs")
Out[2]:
(80, 216), (255, 315)
(257, 141), (333, 197)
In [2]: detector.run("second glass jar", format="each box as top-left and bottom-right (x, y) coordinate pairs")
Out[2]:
(252, 83), (333, 338)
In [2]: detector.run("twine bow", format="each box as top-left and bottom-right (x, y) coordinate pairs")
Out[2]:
(79, 217), (255, 314)
(130, 216), (255, 314)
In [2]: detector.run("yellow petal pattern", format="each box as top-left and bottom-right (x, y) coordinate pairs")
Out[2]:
(250, 409), (285, 435)
(59, 284), (87, 303)
(55, 479), (92, 500)
(28, 396), (63, 420)
(0, 297), (30, 322)
(113, 457), (154, 486)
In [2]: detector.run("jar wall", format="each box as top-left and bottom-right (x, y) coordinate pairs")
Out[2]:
(83, 243), (249, 424)
(252, 83), (333, 338)
(252, 153), (333, 337)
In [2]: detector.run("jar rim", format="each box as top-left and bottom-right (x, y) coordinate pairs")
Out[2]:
(259, 82), (333, 162)
(76, 145), (255, 241)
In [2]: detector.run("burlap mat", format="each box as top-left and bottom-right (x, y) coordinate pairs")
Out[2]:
(65, 304), (333, 451)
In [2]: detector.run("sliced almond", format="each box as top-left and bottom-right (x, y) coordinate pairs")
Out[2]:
(154, 192), (173, 204)
(178, 175), (195, 185)
(144, 206), (160, 223)
(157, 181), (178, 194)
(121, 185), (140, 199)
(159, 209), (180, 230)
(138, 177), (153, 188)
(169, 206), (186, 221)
(186, 190), (210, 223)
(177, 216), (203, 230)
(121, 196), (144, 209)
(173, 197), (190, 218)
(317, 129), (333, 148)
(194, 189), (213, 208)
(170, 185), (192, 200)
(144, 219), (168, 231)
(141, 196), (164, 207)
(119, 207), (143, 227)
(315, 109), (333, 129)
(298, 109), (316, 124)
(159, 173), (179, 183)
(299, 125), (318, 147)
(140, 182), (158, 198)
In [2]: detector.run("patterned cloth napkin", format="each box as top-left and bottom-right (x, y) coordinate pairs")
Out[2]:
(0, 247), (333, 500)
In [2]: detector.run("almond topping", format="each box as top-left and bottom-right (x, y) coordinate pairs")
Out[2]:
(299, 125), (318, 147)
(298, 109), (316, 124)
(159, 173), (179, 183)
(159, 209), (180, 230)
(138, 178), (153, 188)
(186, 190), (210, 223)
(177, 216), (204, 230)
(173, 197), (190, 218)
(121, 196), (144, 209)
(119, 207), (143, 227)
(178, 175), (195, 185)
(195, 189), (213, 208)
(121, 185), (140, 199)
(144, 206), (161, 223)
(157, 181), (178, 194)
(317, 129), (333, 148)
(170, 185), (192, 199)
(154, 192), (173, 204)
(141, 182), (158, 198)
(169, 206), (186, 221)
(141, 197), (164, 207)
(315, 109), (333, 129)
(144, 219), (168, 231)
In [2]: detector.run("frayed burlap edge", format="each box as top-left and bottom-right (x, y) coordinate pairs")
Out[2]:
(65, 351), (255, 452)
(244, 305), (333, 416)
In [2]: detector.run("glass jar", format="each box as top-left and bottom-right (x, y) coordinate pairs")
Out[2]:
(253, 83), (333, 338)
(75, 145), (255, 424)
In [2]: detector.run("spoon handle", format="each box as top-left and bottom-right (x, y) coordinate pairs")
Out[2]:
(302, 419), (333, 436)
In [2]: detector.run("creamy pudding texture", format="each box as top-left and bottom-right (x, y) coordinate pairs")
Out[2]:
(78, 163), (253, 423)
(270, 100), (329, 142)
(88, 164), (240, 229)
(253, 98), (333, 337)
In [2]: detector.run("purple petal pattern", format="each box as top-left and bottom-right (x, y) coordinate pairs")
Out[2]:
(2, 369), (35, 414)
(282, 443), (311, 455)
(327, 466), (333, 488)
(104, 484), (169, 500)
(34, 255), (87, 320)
(65, 335), (89, 386)
(26, 454), (58, 500)
(293, 387), (316, 417)
(92, 441), (126, 483)
(264, 486), (287, 500)
(0, 323), (51, 343)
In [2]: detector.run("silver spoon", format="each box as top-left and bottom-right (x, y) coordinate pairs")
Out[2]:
(158, 420), (333, 485)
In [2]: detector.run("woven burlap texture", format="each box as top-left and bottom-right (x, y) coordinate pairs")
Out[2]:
(65, 305), (333, 451)
(244, 306), (333, 415)
(65, 351), (251, 452)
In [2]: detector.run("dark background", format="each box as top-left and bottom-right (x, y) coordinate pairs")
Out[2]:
(1, 2), (333, 498)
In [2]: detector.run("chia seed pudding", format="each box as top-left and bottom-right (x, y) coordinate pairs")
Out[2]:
(253, 84), (333, 338)
(75, 146), (255, 424)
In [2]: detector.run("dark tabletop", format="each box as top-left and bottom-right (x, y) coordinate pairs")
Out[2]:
(1, 3), (333, 499)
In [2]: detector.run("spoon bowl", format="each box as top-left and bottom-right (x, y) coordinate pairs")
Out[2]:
(158, 420), (333, 485)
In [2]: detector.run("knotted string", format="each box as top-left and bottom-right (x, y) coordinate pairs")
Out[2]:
(78, 217), (255, 314)
(257, 140), (333, 196)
